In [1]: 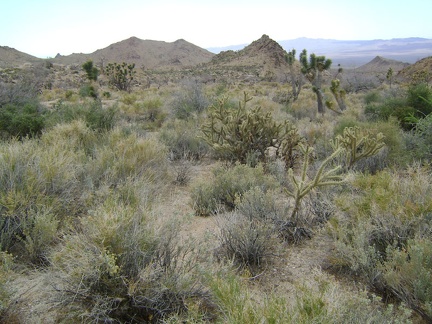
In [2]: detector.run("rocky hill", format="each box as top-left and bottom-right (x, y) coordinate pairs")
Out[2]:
(354, 56), (410, 73)
(208, 34), (289, 82)
(396, 56), (432, 83)
(52, 37), (215, 70)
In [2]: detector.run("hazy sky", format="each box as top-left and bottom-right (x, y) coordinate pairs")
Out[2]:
(2, 0), (432, 58)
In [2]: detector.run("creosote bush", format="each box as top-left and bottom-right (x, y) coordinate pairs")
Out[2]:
(0, 102), (46, 139)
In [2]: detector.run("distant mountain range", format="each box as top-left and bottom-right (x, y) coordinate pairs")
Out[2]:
(208, 37), (432, 67)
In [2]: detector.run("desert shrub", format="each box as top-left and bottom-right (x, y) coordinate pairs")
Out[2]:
(171, 159), (193, 186)
(0, 132), (90, 262)
(159, 119), (209, 160)
(235, 187), (282, 221)
(79, 84), (97, 98)
(328, 165), (432, 314)
(381, 238), (432, 321)
(87, 130), (169, 187)
(120, 93), (137, 105)
(0, 78), (40, 108)
(85, 101), (117, 132)
(0, 102), (46, 139)
(216, 212), (275, 274)
(191, 163), (279, 216)
(207, 268), (411, 324)
(201, 92), (302, 167)
(47, 100), (117, 132)
(406, 82), (432, 117)
(128, 98), (167, 130)
(0, 251), (13, 317)
(363, 90), (381, 105)
(50, 192), (212, 323)
(365, 96), (415, 129)
(169, 78), (209, 119)
(404, 113), (432, 162)
(365, 84), (432, 131)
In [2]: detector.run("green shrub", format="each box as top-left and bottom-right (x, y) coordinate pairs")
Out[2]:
(407, 83), (432, 117)
(85, 101), (117, 132)
(47, 101), (117, 132)
(139, 98), (167, 130)
(363, 90), (381, 105)
(0, 102), (45, 139)
(191, 163), (278, 216)
(79, 84), (98, 98)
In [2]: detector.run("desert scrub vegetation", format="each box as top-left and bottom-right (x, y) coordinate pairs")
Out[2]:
(328, 165), (432, 321)
(3, 64), (432, 322)
(364, 82), (432, 130)
(49, 191), (213, 323)
(0, 120), (169, 265)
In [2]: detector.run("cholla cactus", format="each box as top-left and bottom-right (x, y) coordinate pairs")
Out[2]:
(331, 126), (385, 170)
(286, 143), (344, 221)
(201, 92), (302, 166)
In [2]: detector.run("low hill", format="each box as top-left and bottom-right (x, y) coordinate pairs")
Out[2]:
(354, 56), (410, 73)
(52, 37), (215, 69)
(0, 46), (42, 68)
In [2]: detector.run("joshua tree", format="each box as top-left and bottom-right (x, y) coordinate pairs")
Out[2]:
(105, 62), (136, 92)
(82, 60), (99, 81)
(284, 49), (303, 101)
(299, 50), (332, 114)
(329, 78), (347, 112)
(386, 67), (394, 88)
